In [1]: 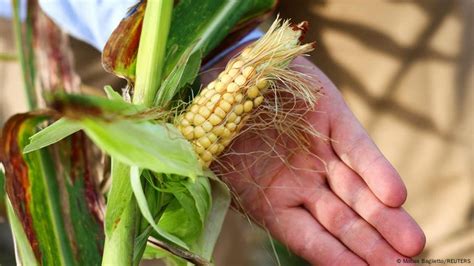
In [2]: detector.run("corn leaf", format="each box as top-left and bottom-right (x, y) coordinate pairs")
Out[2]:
(11, 0), (37, 109)
(0, 167), (5, 218)
(6, 199), (38, 266)
(0, 113), (104, 265)
(47, 92), (147, 119)
(23, 91), (165, 154)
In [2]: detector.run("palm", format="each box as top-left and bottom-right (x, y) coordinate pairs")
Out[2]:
(210, 57), (425, 265)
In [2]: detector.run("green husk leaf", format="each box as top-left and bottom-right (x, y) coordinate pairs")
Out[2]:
(130, 166), (189, 249)
(182, 177), (211, 227)
(23, 118), (82, 153)
(154, 46), (202, 106)
(79, 119), (202, 179)
(157, 177), (209, 245)
(195, 171), (231, 260)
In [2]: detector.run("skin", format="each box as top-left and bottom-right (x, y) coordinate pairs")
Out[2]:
(205, 56), (426, 265)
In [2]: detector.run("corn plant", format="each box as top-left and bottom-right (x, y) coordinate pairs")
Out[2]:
(0, 0), (319, 265)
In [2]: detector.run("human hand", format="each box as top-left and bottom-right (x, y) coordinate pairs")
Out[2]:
(208, 56), (425, 265)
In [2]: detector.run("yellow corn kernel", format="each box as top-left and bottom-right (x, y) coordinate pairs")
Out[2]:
(222, 93), (234, 103)
(190, 104), (199, 113)
(194, 144), (205, 154)
(254, 96), (264, 106)
(234, 104), (244, 115)
(209, 114), (223, 125)
(220, 74), (232, 84)
(205, 100), (218, 110)
(232, 60), (244, 69)
(185, 112), (194, 121)
(197, 137), (211, 148)
(257, 79), (269, 90)
(234, 116), (242, 124)
(228, 68), (239, 78)
(217, 144), (225, 153)
(235, 93), (243, 102)
(215, 107), (227, 118)
(234, 75), (246, 86)
(227, 112), (237, 123)
(219, 101), (232, 112)
(242, 66), (255, 78)
(208, 133), (217, 143)
(194, 126), (205, 138)
(215, 81), (226, 92)
(182, 126), (194, 139)
(201, 150), (213, 162)
(202, 121), (213, 132)
(208, 144), (219, 154)
(243, 100), (253, 113)
(208, 81), (216, 89)
(196, 96), (206, 105)
(222, 128), (231, 138)
(180, 118), (190, 127)
(226, 122), (237, 131)
(193, 114), (206, 125)
(198, 106), (211, 118)
(212, 125), (225, 136)
(247, 86), (259, 98)
(227, 82), (239, 93)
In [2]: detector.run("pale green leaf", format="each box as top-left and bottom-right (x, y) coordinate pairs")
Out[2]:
(130, 166), (189, 249)
(183, 177), (211, 226)
(80, 119), (202, 178)
(195, 171), (231, 260)
(102, 159), (137, 266)
(104, 159), (133, 235)
(157, 198), (201, 244)
(23, 118), (81, 153)
(104, 85), (124, 101)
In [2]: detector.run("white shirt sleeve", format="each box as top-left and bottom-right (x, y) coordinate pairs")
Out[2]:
(38, 0), (137, 50)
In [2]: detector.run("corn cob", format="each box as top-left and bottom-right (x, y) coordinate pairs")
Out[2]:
(175, 19), (315, 167)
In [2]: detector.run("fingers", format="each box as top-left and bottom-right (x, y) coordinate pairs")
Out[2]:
(303, 188), (415, 265)
(265, 207), (367, 266)
(290, 56), (407, 207)
(326, 159), (426, 257)
(329, 103), (407, 207)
